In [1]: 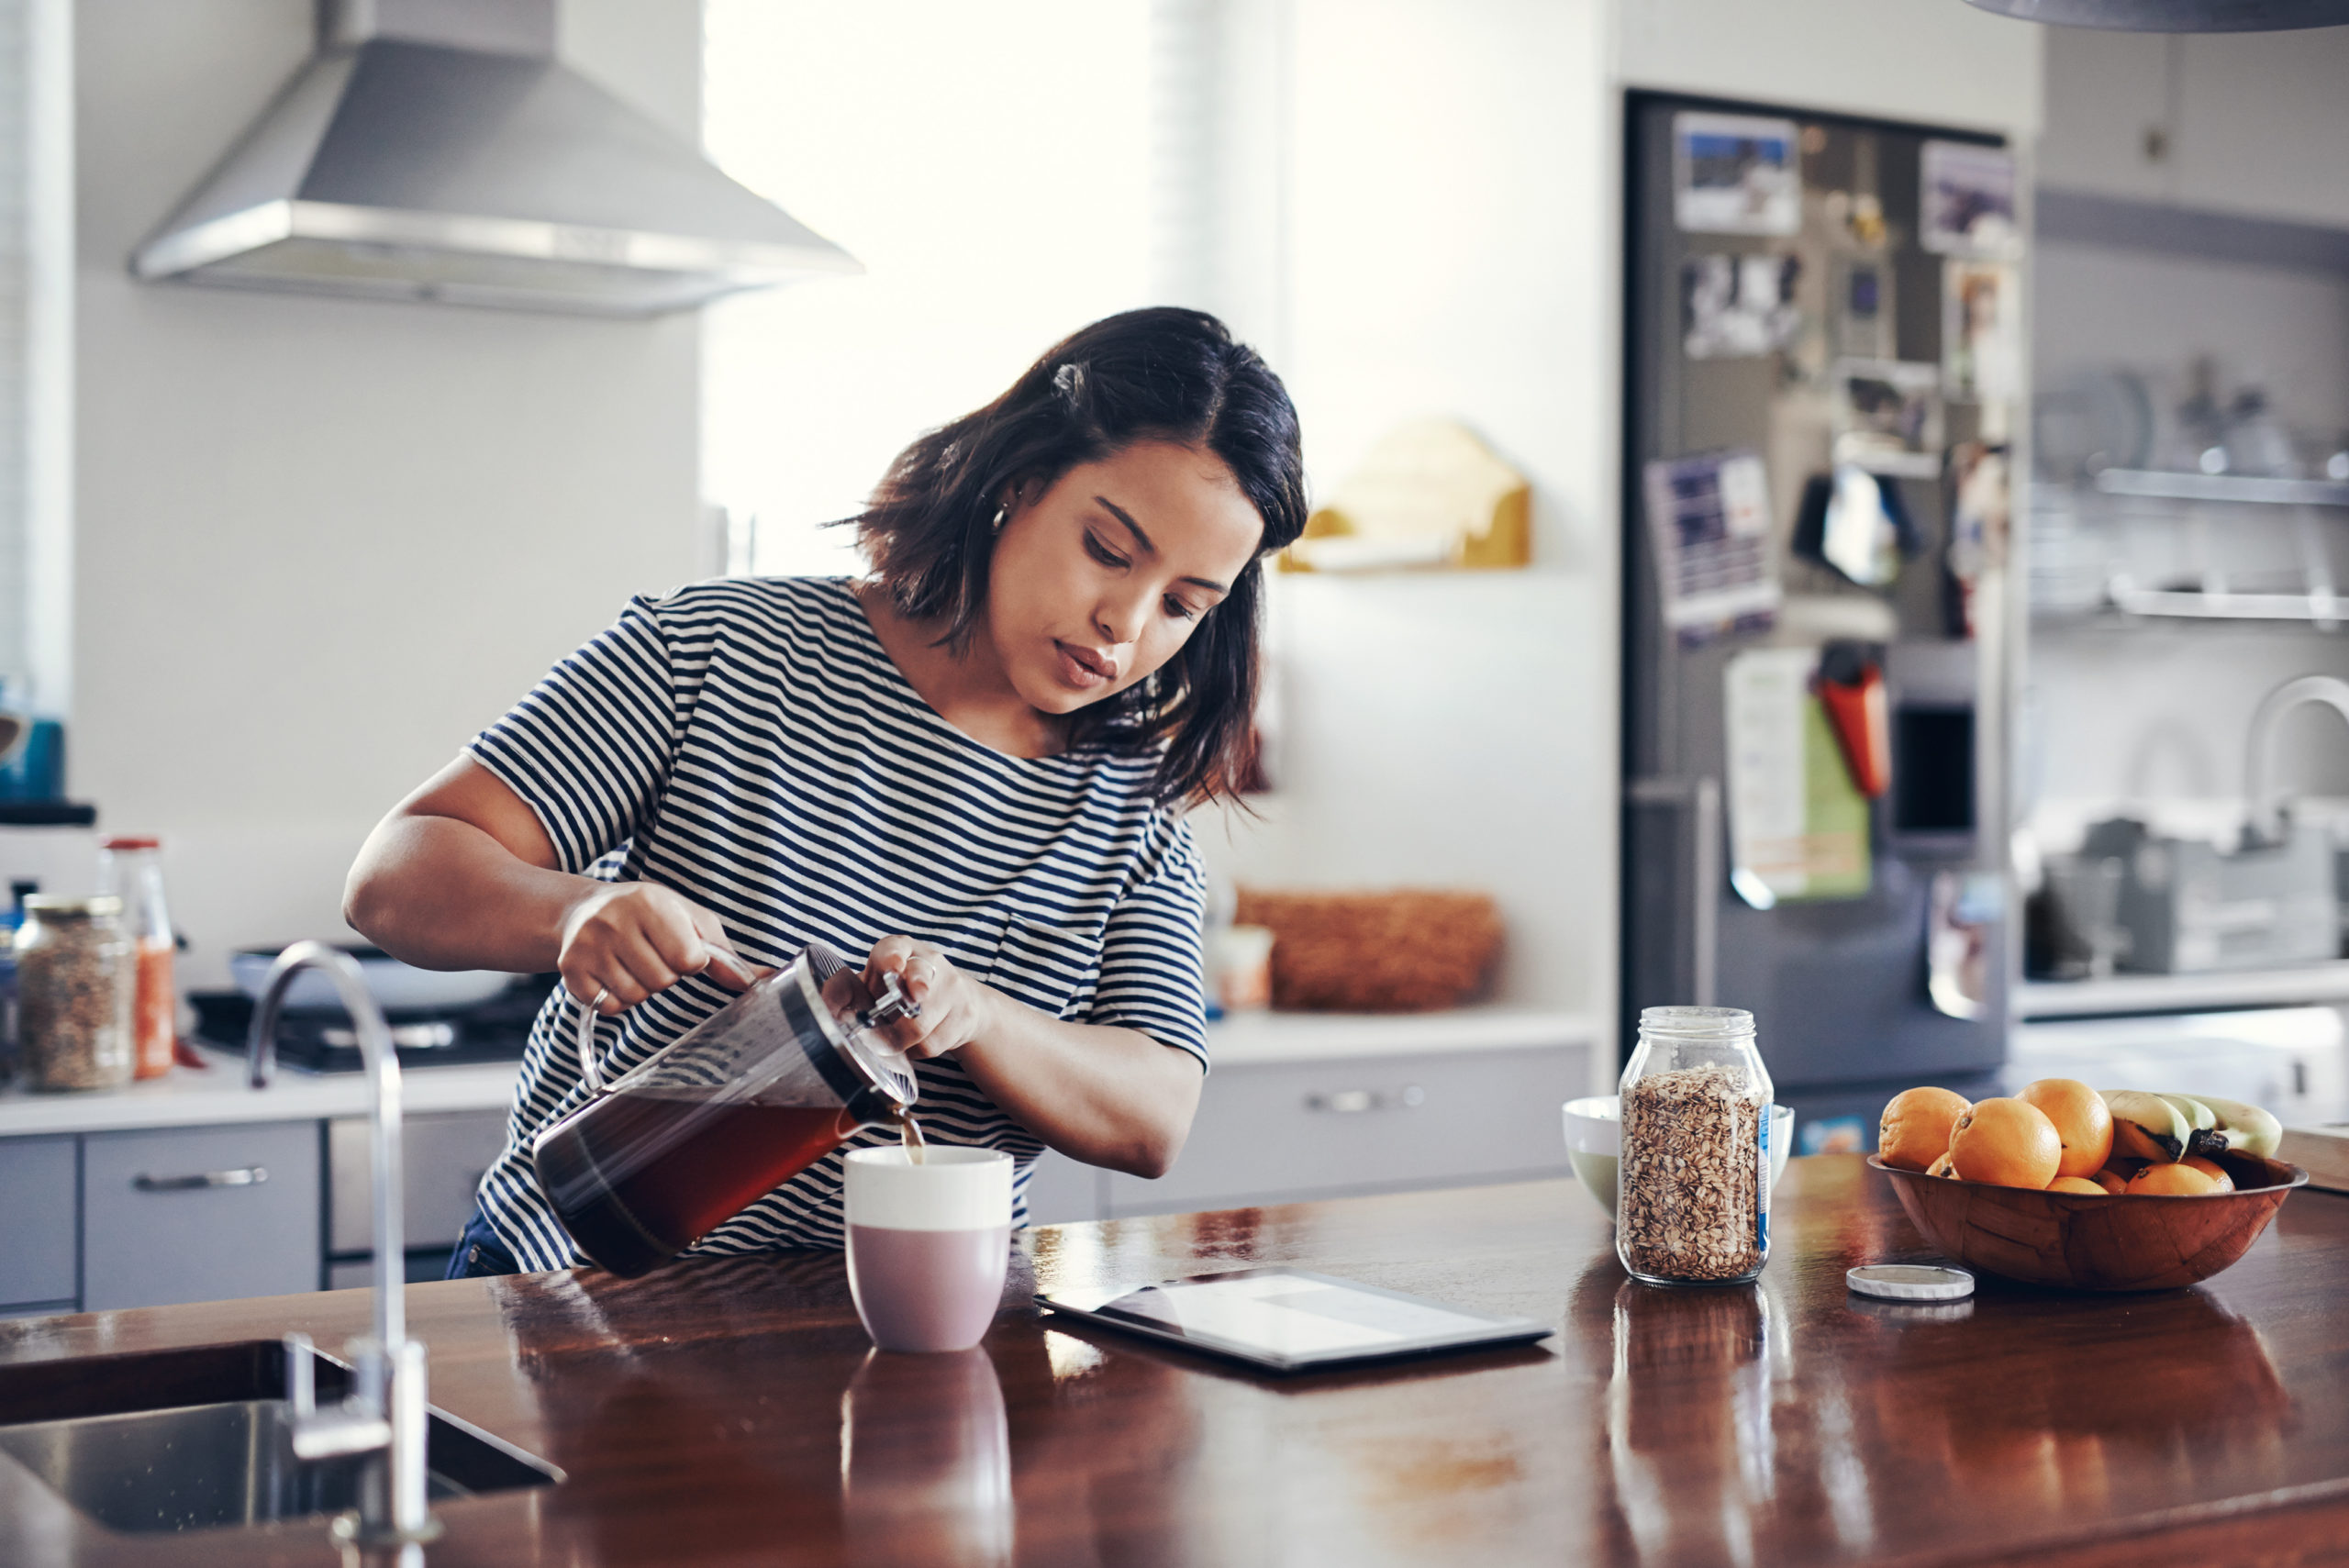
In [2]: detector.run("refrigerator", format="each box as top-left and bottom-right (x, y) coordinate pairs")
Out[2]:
(1620, 91), (2022, 1152)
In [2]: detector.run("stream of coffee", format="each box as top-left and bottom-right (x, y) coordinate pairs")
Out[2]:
(898, 1107), (928, 1164)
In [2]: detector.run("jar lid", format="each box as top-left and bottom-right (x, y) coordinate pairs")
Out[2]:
(22, 895), (123, 919)
(101, 835), (160, 851)
(1846, 1263), (1975, 1301)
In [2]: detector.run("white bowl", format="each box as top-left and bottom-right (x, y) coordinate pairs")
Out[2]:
(1562, 1096), (1796, 1219)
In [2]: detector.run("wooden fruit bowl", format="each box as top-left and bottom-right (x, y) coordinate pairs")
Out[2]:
(1868, 1151), (2309, 1291)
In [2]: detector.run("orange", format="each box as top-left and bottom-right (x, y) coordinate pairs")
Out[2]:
(1927, 1152), (1956, 1179)
(2127, 1162), (2219, 1195)
(2047, 1176), (2106, 1195)
(2182, 1155), (2235, 1195)
(1879, 1086), (1972, 1172)
(1948, 1097), (2064, 1189)
(2091, 1167), (2132, 1195)
(2018, 1078), (2115, 1179)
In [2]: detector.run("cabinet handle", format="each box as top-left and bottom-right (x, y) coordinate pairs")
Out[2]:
(134, 1166), (268, 1192)
(1306, 1086), (1425, 1114)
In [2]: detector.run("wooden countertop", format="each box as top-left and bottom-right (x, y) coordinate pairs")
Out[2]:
(4, 1155), (2346, 1567)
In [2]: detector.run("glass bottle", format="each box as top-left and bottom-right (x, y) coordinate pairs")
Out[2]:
(17, 895), (135, 1092)
(1617, 1006), (1774, 1286)
(96, 837), (175, 1079)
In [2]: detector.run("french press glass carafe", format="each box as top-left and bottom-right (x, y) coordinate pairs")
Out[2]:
(533, 940), (920, 1276)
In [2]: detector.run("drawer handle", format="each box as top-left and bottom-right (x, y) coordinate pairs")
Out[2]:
(133, 1166), (269, 1192)
(1306, 1085), (1426, 1114)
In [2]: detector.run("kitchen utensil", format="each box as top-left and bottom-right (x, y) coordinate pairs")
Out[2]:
(844, 1146), (1012, 1353)
(1564, 1095), (1792, 1220)
(229, 945), (515, 1015)
(1869, 1151), (2306, 1290)
(531, 940), (919, 1277)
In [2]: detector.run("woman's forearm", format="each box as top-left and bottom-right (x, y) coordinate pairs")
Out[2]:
(952, 994), (1204, 1179)
(345, 813), (590, 973)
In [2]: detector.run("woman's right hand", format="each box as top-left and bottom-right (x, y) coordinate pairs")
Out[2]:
(556, 882), (759, 1014)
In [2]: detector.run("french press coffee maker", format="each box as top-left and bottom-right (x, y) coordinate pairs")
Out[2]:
(533, 940), (921, 1276)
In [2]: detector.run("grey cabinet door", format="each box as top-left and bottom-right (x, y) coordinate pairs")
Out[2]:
(83, 1121), (321, 1310)
(328, 1108), (509, 1254)
(1104, 1046), (1586, 1218)
(0, 1136), (77, 1310)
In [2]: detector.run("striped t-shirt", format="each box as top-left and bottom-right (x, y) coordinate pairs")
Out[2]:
(466, 574), (1209, 1270)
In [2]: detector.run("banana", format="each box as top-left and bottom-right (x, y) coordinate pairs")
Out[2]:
(2188, 1094), (2284, 1160)
(2100, 1089), (2190, 1163)
(2157, 1093), (2218, 1136)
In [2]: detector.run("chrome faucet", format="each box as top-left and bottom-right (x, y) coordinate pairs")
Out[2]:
(2243, 674), (2349, 848)
(249, 940), (438, 1547)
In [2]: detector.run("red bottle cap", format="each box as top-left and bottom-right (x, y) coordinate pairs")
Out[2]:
(101, 835), (161, 851)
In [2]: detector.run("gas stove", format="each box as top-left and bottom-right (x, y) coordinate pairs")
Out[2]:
(191, 974), (555, 1073)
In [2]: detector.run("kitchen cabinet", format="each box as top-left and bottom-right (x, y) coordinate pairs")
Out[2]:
(2038, 28), (2171, 204)
(2040, 28), (2349, 230)
(2173, 31), (2349, 230)
(325, 1108), (507, 1289)
(80, 1121), (321, 1311)
(0, 1136), (77, 1316)
(1029, 1040), (1587, 1222)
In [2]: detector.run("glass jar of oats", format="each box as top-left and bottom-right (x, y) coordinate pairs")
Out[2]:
(17, 895), (135, 1093)
(1617, 1006), (1774, 1286)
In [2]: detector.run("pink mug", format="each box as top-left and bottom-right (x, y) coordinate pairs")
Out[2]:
(844, 1147), (1013, 1353)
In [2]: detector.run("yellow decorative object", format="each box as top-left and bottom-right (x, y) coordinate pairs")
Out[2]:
(1282, 419), (1531, 573)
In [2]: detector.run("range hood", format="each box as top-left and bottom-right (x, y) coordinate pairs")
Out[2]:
(130, 0), (859, 317)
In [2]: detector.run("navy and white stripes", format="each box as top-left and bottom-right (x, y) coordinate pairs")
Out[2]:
(466, 575), (1208, 1269)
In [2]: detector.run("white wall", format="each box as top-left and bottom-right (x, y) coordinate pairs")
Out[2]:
(1197, 0), (2042, 1053)
(70, 0), (705, 986)
(1617, 0), (2043, 137)
(1188, 0), (1617, 1020)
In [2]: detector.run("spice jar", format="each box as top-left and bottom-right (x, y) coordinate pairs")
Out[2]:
(17, 895), (135, 1092)
(1617, 1006), (1774, 1286)
(95, 837), (176, 1079)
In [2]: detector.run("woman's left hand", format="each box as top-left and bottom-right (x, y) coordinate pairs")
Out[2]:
(862, 936), (998, 1060)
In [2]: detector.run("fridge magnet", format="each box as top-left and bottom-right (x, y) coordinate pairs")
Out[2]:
(1941, 260), (2021, 425)
(1830, 359), (1944, 479)
(1642, 450), (1781, 640)
(1723, 647), (1872, 908)
(1830, 253), (1893, 362)
(1920, 139), (2020, 259)
(1673, 112), (1801, 237)
(1945, 441), (2011, 638)
(1791, 465), (1919, 590)
(1683, 253), (1803, 360)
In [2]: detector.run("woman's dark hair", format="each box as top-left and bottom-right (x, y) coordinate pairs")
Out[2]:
(853, 306), (1307, 807)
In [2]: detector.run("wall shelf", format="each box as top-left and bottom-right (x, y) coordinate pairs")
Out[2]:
(2095, 469), (2349, 508)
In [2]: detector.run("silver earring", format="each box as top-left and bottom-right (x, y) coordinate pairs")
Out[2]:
(990, 505), (1008, 534)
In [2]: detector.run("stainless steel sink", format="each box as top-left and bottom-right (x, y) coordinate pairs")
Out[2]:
(0, 1340), (561, 1535)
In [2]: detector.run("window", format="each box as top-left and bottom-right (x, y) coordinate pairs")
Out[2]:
(701, 1), (1156, 577)
(0, 0), (67, 718)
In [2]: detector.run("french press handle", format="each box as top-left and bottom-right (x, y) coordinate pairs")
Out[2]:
(570, 965), (920, 1098)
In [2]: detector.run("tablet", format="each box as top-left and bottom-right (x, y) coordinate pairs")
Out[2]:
(1036, 1268), (1553, 1373)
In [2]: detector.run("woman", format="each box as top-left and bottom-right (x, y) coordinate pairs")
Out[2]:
(344, 307), (1307, 1276)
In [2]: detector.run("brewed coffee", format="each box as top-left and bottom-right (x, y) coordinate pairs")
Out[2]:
(536, 1086), (855, 1276)
(898, 1108), (928, 1165)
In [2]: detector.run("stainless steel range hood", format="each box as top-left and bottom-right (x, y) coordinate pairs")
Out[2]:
(131, 0), (859, 317)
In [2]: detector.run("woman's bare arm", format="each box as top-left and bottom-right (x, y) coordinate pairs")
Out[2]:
(345, 756), (751, 1005)
(861, 935), (1202, 1178)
